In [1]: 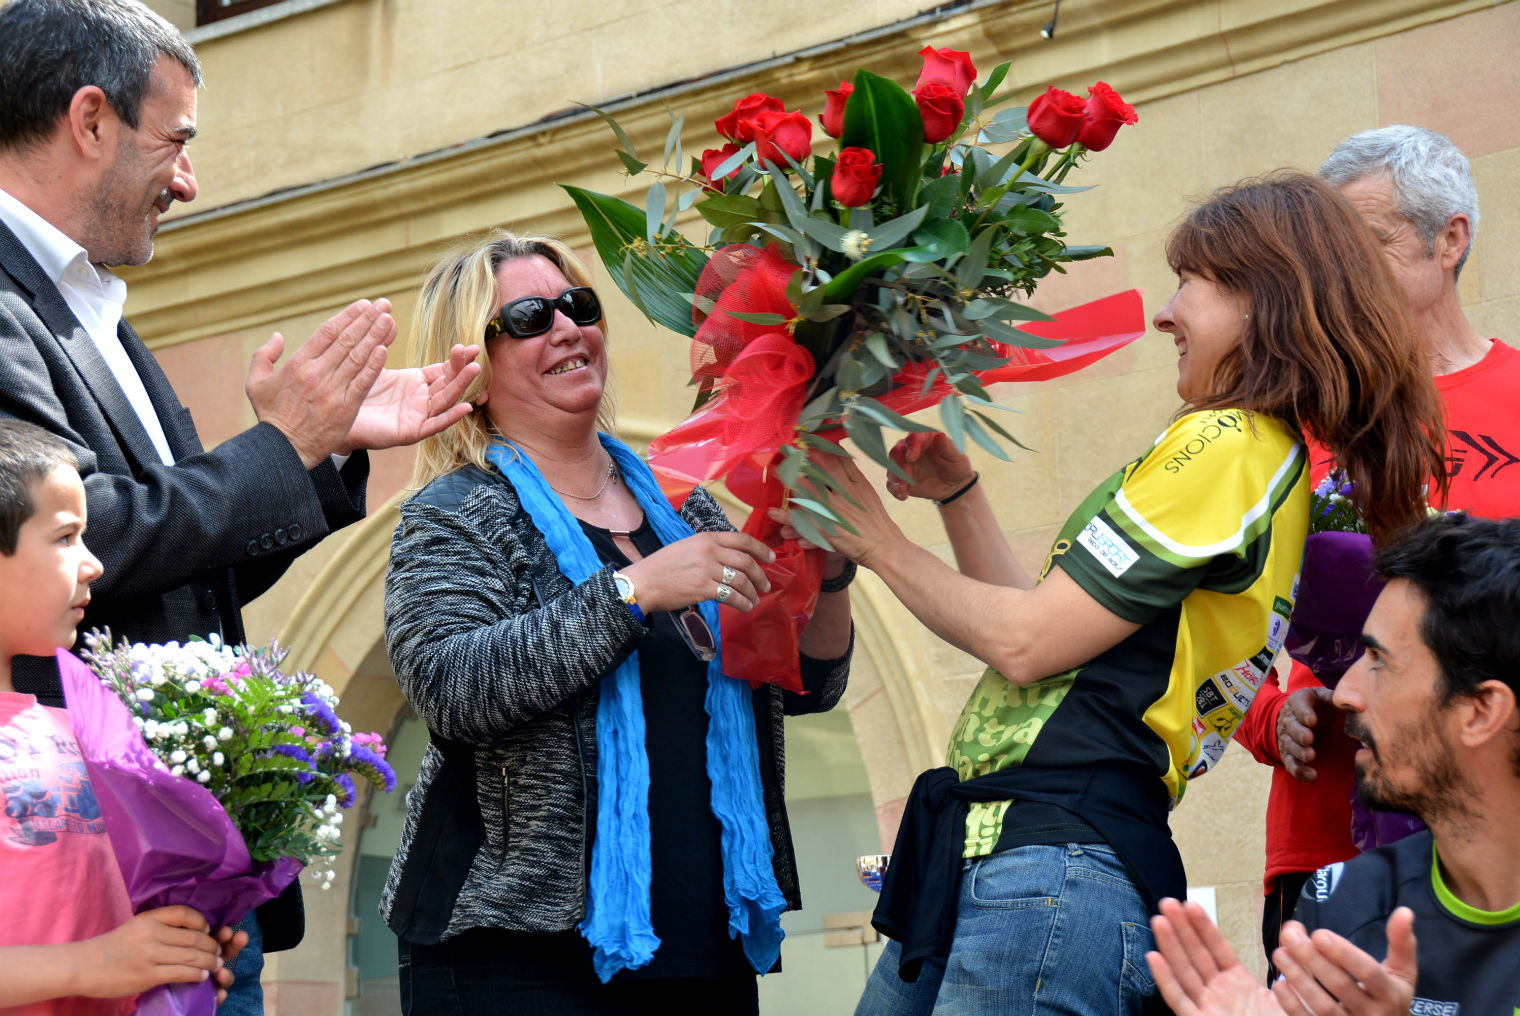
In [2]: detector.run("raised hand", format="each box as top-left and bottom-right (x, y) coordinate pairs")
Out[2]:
(85, 905), (222, 999)
(619, 531), (774, 613)
(245, 299), (396, 469)
(1279, 686), (1336, 781)
(1148, 897), (1284, 1016)
(340, 342), (482, 453)
(1271, 910), (1416, 1016)
(770, 452), (906, 569)
(885, 432), (975, 502)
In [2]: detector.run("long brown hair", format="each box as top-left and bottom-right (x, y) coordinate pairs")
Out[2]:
(1166, 171), (1446, 543)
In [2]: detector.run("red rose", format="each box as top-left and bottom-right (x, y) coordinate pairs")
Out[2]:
(914, 82), (965, 144)
(715, 92), (786, 143)
(701, 143), (743, 192)
(831, 147), (882, 207)
(751, 109), (813, 169)
(1076, 81), (1138, 152)
(916, 45), (977, 95)
(1026, 86), (1087, 149)
(819, 81), (853, 138)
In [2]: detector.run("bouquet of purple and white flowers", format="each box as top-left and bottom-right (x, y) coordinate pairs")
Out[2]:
(79, 632), (396, 888)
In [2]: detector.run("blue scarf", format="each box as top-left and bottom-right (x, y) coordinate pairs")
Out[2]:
(487, 435), (785, 982)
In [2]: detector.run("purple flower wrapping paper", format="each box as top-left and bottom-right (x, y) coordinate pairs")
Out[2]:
(58, 649), (301, 1016)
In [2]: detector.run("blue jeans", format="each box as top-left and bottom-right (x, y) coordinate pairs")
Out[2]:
(219, 910), (265, 1015)
(856, 843), (1157, 1016)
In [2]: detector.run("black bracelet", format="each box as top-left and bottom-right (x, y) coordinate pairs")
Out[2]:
(819, 559), (858, 593)
(933, 472), (980, 507)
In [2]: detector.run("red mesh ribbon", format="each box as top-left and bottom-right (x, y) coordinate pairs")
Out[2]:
(721, 468), (823, 694)
(692, 242), (800, 384)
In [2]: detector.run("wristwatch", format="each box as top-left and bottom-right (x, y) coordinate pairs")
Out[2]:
(612, 571), (646, 624)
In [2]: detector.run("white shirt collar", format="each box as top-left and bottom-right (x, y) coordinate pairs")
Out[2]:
(0, 185), (125, 304)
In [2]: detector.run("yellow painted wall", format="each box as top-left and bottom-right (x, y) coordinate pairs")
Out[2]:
(116, 0), (1520, 1007)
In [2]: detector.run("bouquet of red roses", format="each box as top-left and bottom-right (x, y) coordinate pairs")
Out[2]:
(564, 48), (1145, 690)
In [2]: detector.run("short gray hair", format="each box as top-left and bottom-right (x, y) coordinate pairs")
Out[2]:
(0, 0), (202, 152)
(1319, 125), (1479, 278)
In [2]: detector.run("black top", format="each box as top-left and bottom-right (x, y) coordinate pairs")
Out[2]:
(581, 516), (752, 980)
(1294, 830), (1520, 1013)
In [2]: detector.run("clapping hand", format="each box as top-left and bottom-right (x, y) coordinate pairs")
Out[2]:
(341, 341), (481, 454)
(1148, 897), (1417, 1016)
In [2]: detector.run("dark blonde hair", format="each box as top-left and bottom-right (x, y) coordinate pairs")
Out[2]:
(1167, 171), (1446, 543)
(407, 230), (615, 489)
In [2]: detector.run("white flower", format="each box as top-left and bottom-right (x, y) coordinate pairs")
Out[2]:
(186, 757), (200, 774)
(135, 688), (155, 702)
(184, 680), (201, 694)
(203, 735), (218, 751)
(841, 230), (872, 261)
(212, 752), (225, 767)
(197, 770), (212, 783)
(171, 765), (185, 777)
(169, 750), (187, 764)
(174, 721), (189, 737)
(203, 709), (218, 725)
(132, 716), (145, 729)
(218, 727), (234, 741)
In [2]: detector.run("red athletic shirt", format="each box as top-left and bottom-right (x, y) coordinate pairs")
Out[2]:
(1235, 339), (1520, 891)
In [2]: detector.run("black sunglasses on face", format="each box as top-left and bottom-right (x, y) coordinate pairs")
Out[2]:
(485, 286), (602, 340)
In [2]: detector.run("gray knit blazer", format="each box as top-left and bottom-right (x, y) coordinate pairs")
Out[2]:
(380, 465), (851, 940)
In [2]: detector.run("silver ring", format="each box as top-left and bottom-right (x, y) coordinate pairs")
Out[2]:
(721, 565), (737, 585)
(716, 583), (732, 603)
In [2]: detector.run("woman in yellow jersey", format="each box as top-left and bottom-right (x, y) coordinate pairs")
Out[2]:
(782, 172), (1447, 1016)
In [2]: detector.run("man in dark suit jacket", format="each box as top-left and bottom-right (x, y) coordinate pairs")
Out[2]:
(0, 0), (480, 1008)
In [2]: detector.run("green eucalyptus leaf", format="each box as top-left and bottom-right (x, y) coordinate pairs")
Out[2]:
(939, 395), (968, 450)
(852, 395), (936, 433)
(979, 61), (1012, 101)
(786, 506), (837, 553)
(797, 213), (855, 252)
(955, 225), (1000, 287)
(711, 142), (755, 181)
(787, 496), (845, 524)
(962, 411), (1014, 461)
(1010, 170), (1093, 194)
(840, 69), (925, 211)
(869, 204), (932, 250)
(862, 331), (899, 369)
(1002, 206), (1063, 235)
(764, 166), (812, 233)
(645, 181), (666, 240)
(819, 250), (908, 303)
(800, 303), (852, 323)
(580, 103), (640, 160)
(663, 111), (684, 168)
(977, 317), (1061, 346)
(617, 150), (648, 176)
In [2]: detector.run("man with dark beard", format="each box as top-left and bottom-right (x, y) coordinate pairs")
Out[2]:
(1146, 514), (1520, 1015)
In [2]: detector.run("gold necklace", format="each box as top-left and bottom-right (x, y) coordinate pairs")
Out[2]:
(548, 457), (617, 501)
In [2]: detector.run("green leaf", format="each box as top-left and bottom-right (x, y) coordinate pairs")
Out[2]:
(862, 331), (898, 368)
(727, 311), (789, 326)
(913, 218), (971, 258)
(818, 250), (908, 303)
(978, 106), (1028, 143)
(939, 395), (968, 450)
(711, 141), (755, 181)
(962, 411), (1013, 461)
(695, 192), (762, 229)
(786, 506), (837, 552)
(663, 111), (684, 168)
(763, 167), (812, 234)
(580, 103), (640, 160)
(1002, 206), (1062, 235)
(788, 496), (845, 524)
(869, 204), (931, 250)
(852, 395), (936, 433)
(645, 181), (666, 240)
(979, 61), (1012, 102)
(956, 225), (1000, 287)
(562, 185), (708, 337)
(1059, 245), (1114, 261)
(978, 317), (1061, 347)
(617, 150), (648, 176)
(840, 69), (925, 211)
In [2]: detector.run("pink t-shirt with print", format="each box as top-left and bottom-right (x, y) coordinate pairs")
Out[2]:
(0, 693), (135, 1016)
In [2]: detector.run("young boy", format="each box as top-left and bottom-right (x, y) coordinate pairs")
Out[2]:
(0, 419), (241, 1014)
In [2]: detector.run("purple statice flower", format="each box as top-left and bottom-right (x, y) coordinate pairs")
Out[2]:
(301, 693), (342, 737)
(333, 773), (357, 809)
(348, 744), (397, 794)
(351, 732), (387, 758)
(270, 743), (317, 785)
